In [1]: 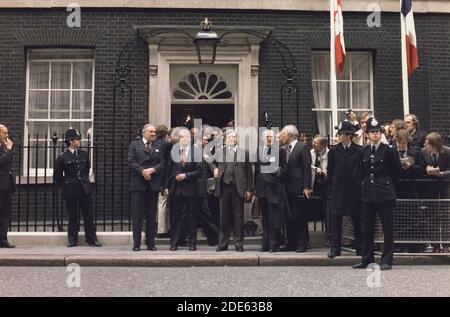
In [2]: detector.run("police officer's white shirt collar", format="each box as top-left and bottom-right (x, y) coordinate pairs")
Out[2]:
(289, 139), (298, 151)
(68, 148), (77, 155)
(341, 141), (351, 149)
(370, 142), (381, 152)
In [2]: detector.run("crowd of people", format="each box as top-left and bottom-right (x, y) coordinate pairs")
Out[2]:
(0, 111), (448, 270)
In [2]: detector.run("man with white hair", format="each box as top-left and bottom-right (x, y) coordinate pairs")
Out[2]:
(281, 125), (313, 253)
(164, 128), (203, 251)
(0, 124), (15, 248)
(215, 129), (253, 252)
(404, 113), (427, 150)
(128, 123), (166, 251)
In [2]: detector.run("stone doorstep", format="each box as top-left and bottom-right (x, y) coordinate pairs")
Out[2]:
(0, 253), (449, 267)
(6, 231), (327, 247)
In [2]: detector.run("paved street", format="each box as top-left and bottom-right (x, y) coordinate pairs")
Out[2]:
(0, 265), (449, 297)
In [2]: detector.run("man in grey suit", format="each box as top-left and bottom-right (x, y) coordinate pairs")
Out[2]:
(215, 129), (253, 252)
(128, 123), (165, 251)
(281, 125), (313, 253)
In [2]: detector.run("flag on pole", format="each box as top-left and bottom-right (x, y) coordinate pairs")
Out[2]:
(333, 0), (346, 77)
(401, 0), (419, 77)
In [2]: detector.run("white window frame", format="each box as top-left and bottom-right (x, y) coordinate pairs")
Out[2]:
(23, 49), (95, 177)
(311, 51), (374, 135)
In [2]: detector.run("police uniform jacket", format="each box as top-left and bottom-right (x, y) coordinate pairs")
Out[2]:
(327, 142), (363, 216)
(361, 143), (402, 203)
(54, 149), (92, 198)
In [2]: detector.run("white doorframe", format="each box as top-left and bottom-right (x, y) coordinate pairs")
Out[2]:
(148, 45), (261, 130)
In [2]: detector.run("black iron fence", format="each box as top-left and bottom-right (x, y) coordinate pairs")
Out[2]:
(343, 179), (450, 245)
(8, 133), (327, 234)
(9, 133), (132, 232)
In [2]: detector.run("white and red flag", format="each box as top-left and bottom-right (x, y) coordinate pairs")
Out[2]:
(333, 0), (346, 77)
(401, 0), (419, 77)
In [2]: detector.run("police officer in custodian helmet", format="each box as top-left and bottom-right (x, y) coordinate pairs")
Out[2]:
(352, 117), (401, 270)
(54, 128), (102, 247)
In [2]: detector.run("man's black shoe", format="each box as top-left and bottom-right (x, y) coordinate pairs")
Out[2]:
(296, 246), (307, 253)
(380, 263), (392, 270)
(352, 262), (369, 269)
(88, 241), (103, 247)
(235, 246), (244, 252)
(260, 248), (269, 252)
(147, 246), (157, 251)
(67, 241), (77, 248)
(189, 245), (197, 251)
(0, 241), (16, 248)
(327, 251), (340, 259)
(132, 246), (140, 251)
(216, 246), (228, 252)
(170, 246), (178, 251)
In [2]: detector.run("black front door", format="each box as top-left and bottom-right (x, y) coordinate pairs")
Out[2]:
(171, 104), (234, 129)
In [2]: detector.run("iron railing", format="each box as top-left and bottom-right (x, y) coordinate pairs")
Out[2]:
(9, 133), (132, 232)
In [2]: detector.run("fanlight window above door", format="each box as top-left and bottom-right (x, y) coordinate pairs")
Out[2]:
(172, 71), (234, 100)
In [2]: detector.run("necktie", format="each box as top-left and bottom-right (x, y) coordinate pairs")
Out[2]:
(287, 144), (292, 162)
(74, 150), (78, 157)
(344, 145), (349, 151)
(432, 153), (438, 168)
(145, 141), (151, 153)
(371, 145), (376, 154)
(399, 150), (406, 158)
(315, 152), (321, 168)
(180, 147), (186, 165)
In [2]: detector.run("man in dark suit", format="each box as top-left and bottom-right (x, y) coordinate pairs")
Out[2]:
(353, 117), (402, 270)
(128, 123), (166, 251)
(196, 133), (219, 246)
(164, 128), (203, 251)
(420, 132), (450, 252)
(327, 120), (363, 258)
(405, 114), (427, 150)
(54, 128), (102, 248)
(0, 124), (15, 248)
(392, 129), (425, 253)
(281, 125), (313, 253)
(393, 129), (425, 197)
(215, 129), (253, 252)
(155, 124), (172, 237)
(254, 129), (288, 252)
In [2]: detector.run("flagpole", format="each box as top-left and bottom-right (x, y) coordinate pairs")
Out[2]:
(401, 1), (410, 116)
(330, 0), (338, 132)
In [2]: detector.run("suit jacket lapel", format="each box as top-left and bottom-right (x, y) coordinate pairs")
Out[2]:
(290, 142), (301, 161)
(137, 140), (146, 154)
